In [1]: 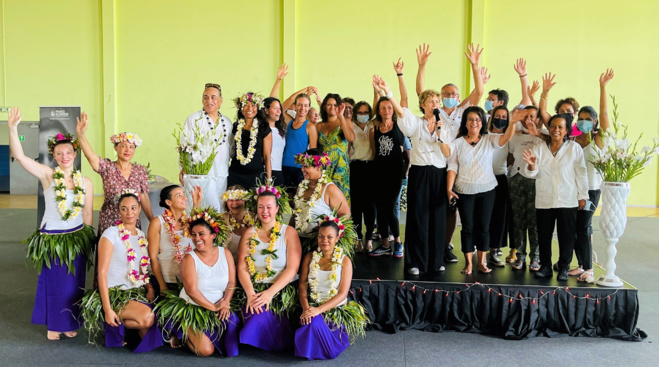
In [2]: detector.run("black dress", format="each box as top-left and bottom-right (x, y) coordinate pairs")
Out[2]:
(228, 119), (271, 190)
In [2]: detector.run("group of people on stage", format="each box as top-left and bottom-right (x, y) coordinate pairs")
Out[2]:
(8, 40), (616, 357)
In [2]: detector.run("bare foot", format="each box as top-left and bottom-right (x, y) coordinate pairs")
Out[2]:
(170, 335), (182, 349)
(477, 265), (492, 274)
(47, 331), (61, 340)
(63, 331), (77, 338)
(461, 266), (472, 275)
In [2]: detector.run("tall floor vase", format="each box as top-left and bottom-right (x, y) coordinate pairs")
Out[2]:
(596, 182), (630, 287)
(183, 174), (212, 208)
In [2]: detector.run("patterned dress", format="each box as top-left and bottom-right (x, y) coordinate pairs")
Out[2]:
(96, 158), (150, 236)
(318, 126), (350, 203)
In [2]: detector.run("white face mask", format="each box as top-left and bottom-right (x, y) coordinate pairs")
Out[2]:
(356, 115), (370, 123)
(287, 109), (297, 119)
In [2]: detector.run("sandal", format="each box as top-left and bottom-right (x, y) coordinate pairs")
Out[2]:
(529, 261), (540, 272)
(511, 258), (525, 270)
(578, 270), (595, 283)
(505, 249), (517, 264)
(569, 267), (585, 276)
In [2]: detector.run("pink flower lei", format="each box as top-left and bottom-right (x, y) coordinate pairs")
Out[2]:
(162, 209), (191, 264)
(117, 223), (150, 286)
(255, 185), (281, 199)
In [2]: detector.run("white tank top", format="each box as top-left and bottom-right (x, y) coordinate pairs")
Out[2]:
(270, 126), (286, 171)
(315, 262), (347, 306)
(252, 223), (298, 284)
(41, 181), (84, 231)
(102, 226), (147, 290)
(156, 215), (195, 283)
(179, 249), (229, 305)
(299, 182), (334, 236)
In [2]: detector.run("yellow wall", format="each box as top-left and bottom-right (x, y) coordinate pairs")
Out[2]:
(1, 0), (657, 205)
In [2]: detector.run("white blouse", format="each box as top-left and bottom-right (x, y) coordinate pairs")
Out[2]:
(350, 122), (373, 161)
(583, 142), (603, 191)
(102, 226), (147, 290)
(438, 104), (470, 143)
(508, 134), (543, 179)
(448, 134), (503, 194)
(523, 140), (589, 209)
(184, 110), (233, 178)
(270, 126), (286, 171)
(398, 108), (449, 168)
(492, 142), (509, 176)
(179, 249), (229, 305)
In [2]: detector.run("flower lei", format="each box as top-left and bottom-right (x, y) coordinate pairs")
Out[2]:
(47, 132), (79, 155)
(162, 209), (191, 264)
(53, 167), (85, 221)
(294, 152), (331, 168)
(309, 246), (344, 304)
(234, 119), (259, 165)
(224, 211), (254, 247)
(110, 132), (142, 147)
(221, 189), (249, 201)
(294, 169), (329, 233)
(118, 223), (150, 286)
(246, 221), (282, 282)
(320, 215), (346, 238)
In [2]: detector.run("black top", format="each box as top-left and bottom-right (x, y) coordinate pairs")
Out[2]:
(229, 120), (271, 173)
(374, 122), (405, 179)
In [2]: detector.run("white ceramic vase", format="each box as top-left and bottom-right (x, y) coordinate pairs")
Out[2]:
(183, 174), (212, 209)
(596, 182), (630, 287)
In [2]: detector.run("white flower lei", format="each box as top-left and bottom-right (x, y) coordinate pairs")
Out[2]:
(293, 169), (329, 233)
(309, 247), (344, 304)
(234, 119), (259, 165)
(223, 211), (254, 247)
(53, 167), (85, 221)
(118, 223), (150, 286)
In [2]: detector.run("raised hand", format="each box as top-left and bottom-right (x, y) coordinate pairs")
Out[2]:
(276, 63), (288, 81)
(511, 108), (526, 123)
(416, 43), (432, 66)
(524, 118), (539, 136)
(76, 111), (88, 135)
(191, 185), (203, 208)
(393, 58), (404, 74)
(600, 68), (614, 87)
(465, 43), (483, 65)
(522, 148), (537, 167)
(528, 80), (540, 99)
(7, 107), (22, 128)
(514, 58), (527, 76)
(374, 75), (389, 93)
(338, 102), (346, 118)
(542, 72), (556, 92)
(480, 66), (491, 84)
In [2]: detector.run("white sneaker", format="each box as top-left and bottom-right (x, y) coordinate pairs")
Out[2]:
(438, 266), (446, 272)
(408, 267), (420, 275)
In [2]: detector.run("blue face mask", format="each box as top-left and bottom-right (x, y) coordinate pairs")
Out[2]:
(577, 119), (593, 134)
(443, 97), (458, 109)
(356, 115), (370, 123)
(484, 100), (494, 112)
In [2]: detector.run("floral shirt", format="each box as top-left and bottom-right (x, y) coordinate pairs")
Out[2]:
(96, 158), (150, 235)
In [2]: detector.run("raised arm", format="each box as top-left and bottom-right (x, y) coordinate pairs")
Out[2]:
(527, 80), (540, 108)
(337, 103), (356, 142)
(393, 58), (409, 108)
(514, 58), (532, 106)
(281, 86), (311, 116)
(373, 78), (385, 110)
(7, 107), (52, 184)
(499, 109), (524, 146)
(539, 72), (556, 127)
(464, 43), (484, 107)
(269, 63), (288, 98)
(415, 43), (431, 96)
(76, 112), (101, 172)
(374, 75), (405, 119)
(598, 69), (614, 139)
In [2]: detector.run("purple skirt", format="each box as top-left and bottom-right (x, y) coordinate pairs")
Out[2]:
(31, 256), (86, 332)
(239, 307), (294, 352)
(167, 312), (241, 357)
(294, 315), (349, 360)
(104, 303), (163, 353)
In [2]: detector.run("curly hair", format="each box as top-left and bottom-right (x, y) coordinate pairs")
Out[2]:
(554, 97), (579, 114)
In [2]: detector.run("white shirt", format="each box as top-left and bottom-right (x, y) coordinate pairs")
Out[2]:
(349, 122), (373, 161)
(252, 224), (299, 284)
(438, 103), (470, 142)
(492, 142), (508, 176)
(523, 140), (589, 209)
(270, 126), (286, 171)
(508, 134), (543, 179)
(583, 142), (603, 191)
(184, 110), (234, 178)
(448, 134), (503, 194)
(102, 226), (147, 290)
(179, 249), (229, 305)
(398, 108), (449, 168)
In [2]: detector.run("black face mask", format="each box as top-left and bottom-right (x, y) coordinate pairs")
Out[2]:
(491, 117), (507, 129)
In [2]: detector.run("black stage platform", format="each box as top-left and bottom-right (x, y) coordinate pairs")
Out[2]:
(349, 254), (646, 341)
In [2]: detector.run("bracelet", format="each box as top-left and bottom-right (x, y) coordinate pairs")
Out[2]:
(386, 91), (394, 99)
(519, 74), (527, 78)
(397, 73), (403, 76)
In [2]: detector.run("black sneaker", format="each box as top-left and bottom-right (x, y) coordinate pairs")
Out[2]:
(534, 265), (553, 278)
(444, 245), (458, 263)
(556, 270), (569, 281)
(369, 245), (392, 257)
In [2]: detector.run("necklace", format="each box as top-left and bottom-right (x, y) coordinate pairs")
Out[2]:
(53, 167), (85, 221)
(309, 247), (344, 304)
(234, 119), (259, 165)
(202, 110), (227, 145)
(246, 221), (282, 282)
(118, 223), (150, 286)
(550, 141), (565, 157)
(162, 209), (191, 264)
(294, 171), (328, 233)
(224, 211), (254, 247)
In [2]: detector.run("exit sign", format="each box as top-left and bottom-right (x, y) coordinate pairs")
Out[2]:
(19, 135), (25, 141)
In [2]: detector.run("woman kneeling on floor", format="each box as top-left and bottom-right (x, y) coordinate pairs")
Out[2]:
(81, 191), (162, 352)
(156, 207), (240, 357)
(295, 215), (368, 360)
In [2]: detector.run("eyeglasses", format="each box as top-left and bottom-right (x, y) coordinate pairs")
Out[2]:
(205, 83), (222, 92)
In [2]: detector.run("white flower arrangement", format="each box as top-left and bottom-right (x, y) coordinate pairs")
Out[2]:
(592, 96), (659, 182)
(173, 123), (220, 175)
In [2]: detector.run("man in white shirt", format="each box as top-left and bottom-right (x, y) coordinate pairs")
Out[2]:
(180, 83), (233, 212)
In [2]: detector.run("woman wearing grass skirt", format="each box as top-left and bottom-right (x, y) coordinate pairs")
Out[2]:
(81, 192), (162, 352)
(221, 185), (254, 262)
(8, 107), (95, 340)
(238, 184), (301, 351)
(156, 207), (240, 357)
(295, 216), (368, 360)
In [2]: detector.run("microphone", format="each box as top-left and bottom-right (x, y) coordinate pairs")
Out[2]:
(433, 108), (441, 131)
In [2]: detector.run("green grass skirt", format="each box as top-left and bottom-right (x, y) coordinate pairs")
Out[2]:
(23, 224), (95, 275)
(79, 287), (148, 344)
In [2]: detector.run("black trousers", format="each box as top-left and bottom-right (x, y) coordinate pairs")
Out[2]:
(404, 166), (447, 272)
(282, 166), (303, 188)
(350, 160), (376, 240)
(271, 170), (285, 187)
(457, 189), (496, 253)
(575, 189), (601, 269)
(536, 207), (577, 271)
(374, 174), (402, 240)
(489, 174), (510, 248)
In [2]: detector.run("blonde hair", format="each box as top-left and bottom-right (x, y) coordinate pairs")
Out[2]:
(418, 89), (441, 113)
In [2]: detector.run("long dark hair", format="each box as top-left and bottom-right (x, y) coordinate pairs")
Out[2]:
(488, 106), (510, 132)
(374, 96), (397, 124)
(320, 93), (342, 122)
(159, 184), (181, 209)
(457, 106), (488, 139)
(260, 97), (287, 137)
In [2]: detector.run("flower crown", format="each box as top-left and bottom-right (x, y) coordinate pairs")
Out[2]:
(319, 215), (347, 238)
(234, 92), (265, 110)
(110, 132), (142, 147)
(115, 188), (140, 204)
(245, 179), (291, 222)
(255, 185), (282, 199)
(307, 209), (357, 258)
(295, 152), (331, 168)
(47, 132), (79, 155)
(188, 206), (230, 246)
(222, 189), (249, 201)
